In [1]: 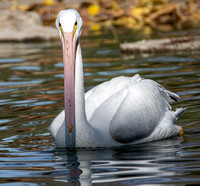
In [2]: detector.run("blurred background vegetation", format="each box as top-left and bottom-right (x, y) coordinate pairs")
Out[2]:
(1, 0), (200, 37)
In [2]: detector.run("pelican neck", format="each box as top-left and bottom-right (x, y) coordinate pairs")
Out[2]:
(74, 42), (88, 124)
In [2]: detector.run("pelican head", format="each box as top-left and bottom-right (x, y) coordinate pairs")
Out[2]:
(56, 9), (82, 40)
(55, 9), (82, 143)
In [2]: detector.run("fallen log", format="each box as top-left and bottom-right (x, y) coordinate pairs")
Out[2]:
(120, 36), (200, 54)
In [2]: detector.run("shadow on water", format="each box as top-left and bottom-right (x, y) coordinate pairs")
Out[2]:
(0, 28), (200, 185)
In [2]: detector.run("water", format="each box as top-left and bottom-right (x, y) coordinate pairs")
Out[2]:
(0, 29), (200, 185)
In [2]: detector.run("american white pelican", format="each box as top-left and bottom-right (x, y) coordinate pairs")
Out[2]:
(50, 9), (186, 148)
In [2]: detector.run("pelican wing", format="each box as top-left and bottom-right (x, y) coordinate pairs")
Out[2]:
(85, 75), (133, 121)
(85, 74), (179, 143)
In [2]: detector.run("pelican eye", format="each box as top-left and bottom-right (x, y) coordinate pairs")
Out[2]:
(59, 23), (64, 37)
(73, 21), (78, 34)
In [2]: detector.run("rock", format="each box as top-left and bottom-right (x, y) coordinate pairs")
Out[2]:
(120, 36), (200, 54)
(0, 10), (58, 42)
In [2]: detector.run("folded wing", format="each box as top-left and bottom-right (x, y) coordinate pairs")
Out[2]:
(85, 74), (180, 143)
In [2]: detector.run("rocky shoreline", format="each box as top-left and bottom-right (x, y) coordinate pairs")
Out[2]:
(1, 0), (200, 47)
(0, 10), (57, 42)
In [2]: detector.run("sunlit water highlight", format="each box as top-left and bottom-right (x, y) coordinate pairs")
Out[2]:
(0, 30), (200, 185)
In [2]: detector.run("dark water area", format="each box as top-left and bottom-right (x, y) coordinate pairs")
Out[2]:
(0, 29), (200, 185)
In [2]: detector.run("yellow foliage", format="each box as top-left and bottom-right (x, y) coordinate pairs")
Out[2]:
(18, 4), (29, 11)
(113, 16), (143, 30)
(127, 17), (137, 25)
(152, 0), (165, 5)
(127, 17), (143, 30)
(112, 1), (120, 10)
(90, 24), (101, 31)
(142, 26), (152, 34)
(87, 4), (100, 16)
(104, 20), (113, 27)
(112, 16), (127, 26)
(130, 6), (150, 17)
(140, 0), (164, 7)
(43, 0), (54, 6)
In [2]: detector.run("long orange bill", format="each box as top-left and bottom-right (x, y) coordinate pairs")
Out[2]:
(62, 32), (76, 134)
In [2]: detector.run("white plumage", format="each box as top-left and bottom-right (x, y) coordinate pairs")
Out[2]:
(50, 9), (185, 148)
